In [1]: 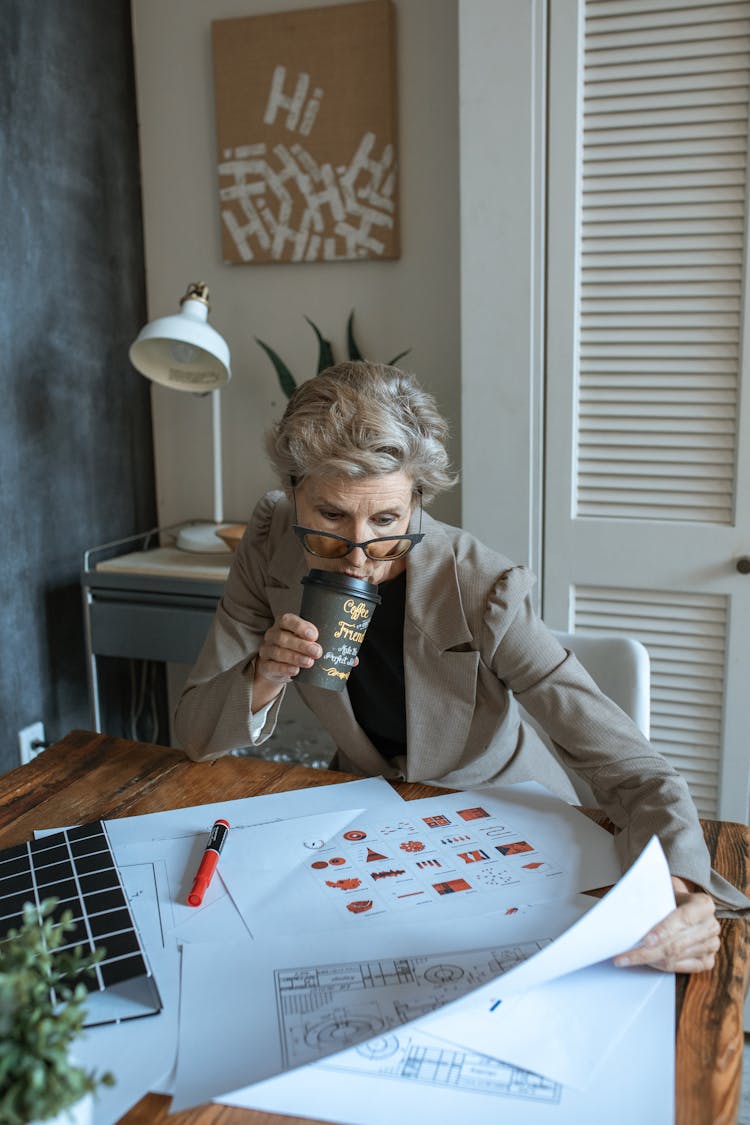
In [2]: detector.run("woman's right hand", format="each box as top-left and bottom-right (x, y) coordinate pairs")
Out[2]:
(252, 613), (322, 710)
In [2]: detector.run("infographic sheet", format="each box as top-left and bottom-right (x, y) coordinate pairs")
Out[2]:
(220, 782), (620, 936)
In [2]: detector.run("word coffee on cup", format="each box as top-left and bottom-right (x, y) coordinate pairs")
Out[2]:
(296, 569), (381, 692)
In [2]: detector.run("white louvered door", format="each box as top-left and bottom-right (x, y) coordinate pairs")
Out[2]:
(544, 0), (750, 820)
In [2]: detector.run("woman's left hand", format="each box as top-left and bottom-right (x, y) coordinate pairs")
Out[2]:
(613, 876), (720, 974)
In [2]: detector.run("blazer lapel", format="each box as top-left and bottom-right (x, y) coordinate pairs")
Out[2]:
(265, 496), (306, 617)
(403, 514), (479, 780)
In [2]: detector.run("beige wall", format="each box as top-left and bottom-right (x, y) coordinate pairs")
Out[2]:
(131, 0), (461, 531)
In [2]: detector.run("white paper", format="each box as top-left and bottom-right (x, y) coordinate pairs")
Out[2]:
(396, 783), (621, 896)
(422, 836), (675, 1085)
(73, 862), (180, 1125)
(444, 960), (661, 1089)
(431, 834), (674, 1003)
(217, 975), (675, 1125)
(172, 898), (592, 1111)
(68, 779), (404, 1122)
(220, 782), (620, 937)
(103, 774), (404, 847)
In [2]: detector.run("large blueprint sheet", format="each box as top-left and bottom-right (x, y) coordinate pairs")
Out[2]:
(173, 900), (590, 1110)
(219, 975), (674, 1125)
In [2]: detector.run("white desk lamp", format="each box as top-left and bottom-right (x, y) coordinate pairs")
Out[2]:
(130, 282), (233, 554)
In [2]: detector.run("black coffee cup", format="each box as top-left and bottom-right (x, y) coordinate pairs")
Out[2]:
(296, 569), (381, 692)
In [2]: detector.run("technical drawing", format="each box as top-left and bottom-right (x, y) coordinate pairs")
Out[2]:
(423, 964), (465, 984)
(354, 1035), (400, 1060)
(330, 1033), (562, 1103)
(273, 941), (550, 1074)
(304, 1012), (385, 1050)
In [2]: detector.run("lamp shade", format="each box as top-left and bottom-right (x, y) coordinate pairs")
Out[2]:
(129, 282), (234, 554)
(129, 283), (231, 391)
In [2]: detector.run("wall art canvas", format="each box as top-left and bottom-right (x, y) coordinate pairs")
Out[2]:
(211, 0), (399, 265)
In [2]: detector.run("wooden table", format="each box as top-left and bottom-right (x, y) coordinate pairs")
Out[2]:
(2, 730), (748, 1125)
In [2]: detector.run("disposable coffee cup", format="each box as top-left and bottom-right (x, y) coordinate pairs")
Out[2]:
(296, 569), (381, 692)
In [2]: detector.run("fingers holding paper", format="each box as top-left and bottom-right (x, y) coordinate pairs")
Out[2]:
(613, 878), (720, 974)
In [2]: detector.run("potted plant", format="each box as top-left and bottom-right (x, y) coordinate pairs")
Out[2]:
(256, 309), (410, 398)
(0, 901), (114, 1125)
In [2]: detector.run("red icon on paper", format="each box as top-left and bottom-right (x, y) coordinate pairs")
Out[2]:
(347, 900), (373, 914)
(457, 807), (490, 821)
(433, 879), (472, 895)
(496, 841), (533, 856)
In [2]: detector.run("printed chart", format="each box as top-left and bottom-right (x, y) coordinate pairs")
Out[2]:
(220, 785), (620, 939)
(303, 801), (570, 921)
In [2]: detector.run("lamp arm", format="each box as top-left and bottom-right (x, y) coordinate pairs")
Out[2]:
(211, 389), (223, 525)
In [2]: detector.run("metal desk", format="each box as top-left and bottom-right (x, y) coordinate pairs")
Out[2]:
(81, 531), (230, 730)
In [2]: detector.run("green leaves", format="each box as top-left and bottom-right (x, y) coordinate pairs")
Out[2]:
(254, 337), (298, 400)
(387, 348), (412, 366)
(304, 316), (335, 373)
(346, 310), (364, 361)
(0, 900), (114, 1124)
(256, 310), (410, 399)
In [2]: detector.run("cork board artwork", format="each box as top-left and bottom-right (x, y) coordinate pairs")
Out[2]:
(211, 0), (399, 265)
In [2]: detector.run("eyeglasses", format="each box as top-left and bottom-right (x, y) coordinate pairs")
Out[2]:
(292, 484), (424, 561)
(293, 526), (424, 560)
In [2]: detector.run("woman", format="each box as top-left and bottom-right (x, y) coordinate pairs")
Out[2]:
(175, 360), (745, 973)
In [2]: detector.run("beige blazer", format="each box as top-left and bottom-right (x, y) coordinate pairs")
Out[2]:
(175, 491), (748, 909)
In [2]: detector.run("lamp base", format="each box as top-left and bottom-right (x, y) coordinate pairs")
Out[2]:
(176, 522), (233, 554)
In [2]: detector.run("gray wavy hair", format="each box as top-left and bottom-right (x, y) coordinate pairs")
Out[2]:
(266, 361), (457, 503)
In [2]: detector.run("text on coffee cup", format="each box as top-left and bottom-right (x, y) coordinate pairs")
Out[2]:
(323, 666), (349, 680)
(343, 599), (371, 621)
(333, 621), (367, 643)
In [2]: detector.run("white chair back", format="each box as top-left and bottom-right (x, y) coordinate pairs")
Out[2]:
(520, 630), (651, 805)
(551, 631), (651, 738)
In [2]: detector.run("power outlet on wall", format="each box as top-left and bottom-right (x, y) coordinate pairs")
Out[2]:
(18, 721), (46, 766)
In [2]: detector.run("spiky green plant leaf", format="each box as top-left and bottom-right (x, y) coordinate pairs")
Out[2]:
(254, 337), (298, 398)
(346, 310), (365, 361)
(256, 313), (412, 399)
(387, 348), (412, 367)
(304, 316), (336, 373)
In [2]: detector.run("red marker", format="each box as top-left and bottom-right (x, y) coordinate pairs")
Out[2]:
(187, 818), (230, 906)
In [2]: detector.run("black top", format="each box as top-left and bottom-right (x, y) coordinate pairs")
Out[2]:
(347, 570), (407, 759)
